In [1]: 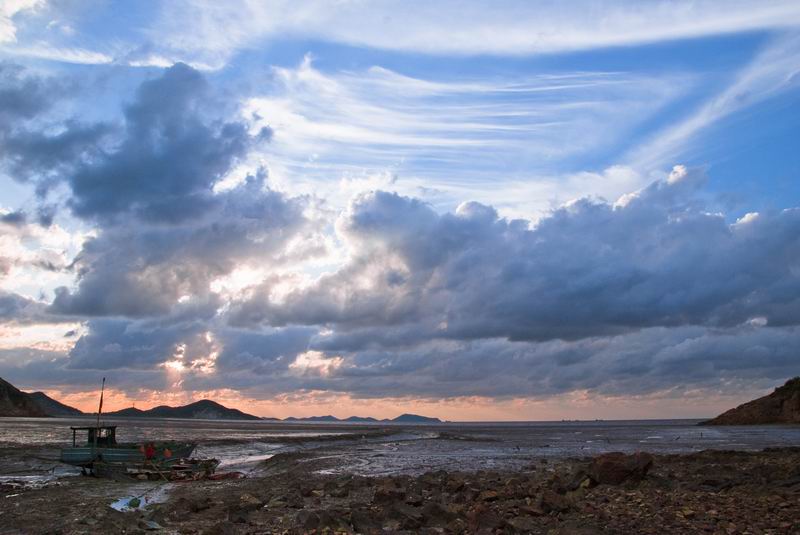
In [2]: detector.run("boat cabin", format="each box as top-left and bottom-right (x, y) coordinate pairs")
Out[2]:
(70, 426), (117, 447)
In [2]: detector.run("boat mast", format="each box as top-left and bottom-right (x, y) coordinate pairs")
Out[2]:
(96, 377), (105, 429)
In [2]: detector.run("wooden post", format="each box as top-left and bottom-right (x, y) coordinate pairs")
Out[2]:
(96, 377), (105, 429)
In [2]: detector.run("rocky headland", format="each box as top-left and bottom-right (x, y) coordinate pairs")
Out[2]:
(702, 377), (800, 425)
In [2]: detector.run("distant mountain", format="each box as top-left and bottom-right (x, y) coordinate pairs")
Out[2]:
(27, 391), (84, 417)
(0, 377), (48, 417)
(285, 415), (340, 422)
(701, 377), (800, 425)
(344, 416), (379, 423)
(0, 377), (441, 423)
(281, 413), (442, 423)
(107, 407), (146, 417)
(391, 413), (442, 423)
(105, 399), (261, 421)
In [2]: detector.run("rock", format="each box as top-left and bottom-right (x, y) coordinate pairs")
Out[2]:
(372, 485), (405, 505)
(350, 508), (380, 532)
(385, 503), (424, 530)
(478, 489), (499, 502)
(540, 489), (571, 513)
(466, 504), (506, 532)
(138, 519), (163, 531)
(227, 507), (250, 524)
(239, 493), (261, 509)
(295, 510), (319, 530)
(508, 515), (539, 531)
(421, 501), (457, 527)
(404, 493), (423, 506)
(190, 497), (213, 513)
(318, 509), (349, 531)
(524, 505), (548, 520)
(587, 452), (654, 486)
(446, 476), (465, 493)
(267, 496), (286, 508)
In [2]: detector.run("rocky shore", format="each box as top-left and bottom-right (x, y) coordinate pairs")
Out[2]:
(2, 447), (799, 534)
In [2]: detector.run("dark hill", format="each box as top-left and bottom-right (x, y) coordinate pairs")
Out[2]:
(343, 416), (379, 422)
(284, 415), (339, 422)
(391, 413), (442, 423)
(281, 413), (442, 423)
(27, 391), (84, 416)
(0, 377), (48, 417)
(105, 399), (260, 421)
(701, 377), (800, 425)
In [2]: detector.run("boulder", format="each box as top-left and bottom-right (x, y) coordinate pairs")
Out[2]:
(350, 508), (380, 532)
(588, 452), (653, 486)
(539, 489), (571, 513)
(466, 504), (506, 532)
(295, 510), (319, 530)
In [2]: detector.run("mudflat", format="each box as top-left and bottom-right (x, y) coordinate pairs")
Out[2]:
(1, 420), (799, 534)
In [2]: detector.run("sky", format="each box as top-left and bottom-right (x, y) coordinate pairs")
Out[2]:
(1, 0), (799, 421)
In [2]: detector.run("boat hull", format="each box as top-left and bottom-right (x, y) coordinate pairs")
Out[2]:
(60, 442), (196, 468)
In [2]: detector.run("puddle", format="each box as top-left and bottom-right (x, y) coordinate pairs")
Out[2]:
(110, 484), (172, 512)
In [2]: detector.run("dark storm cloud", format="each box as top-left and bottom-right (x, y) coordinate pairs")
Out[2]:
(0, 62), (57, 120)
(28, 64), (309, 319)
(230, 167), (800, 343)
(0, 290), (73, 325)
(0, 63), (109, 189)
(0, 210), (25, 225)
(0, 291), (45, 323)
(50, 172), (307, 317)
(67, 318), (211, 371)
(214, 327), (315, 375)
(66, 63), (268, 223)
(284, 324), (800, 400)
(0, 347), (171, 394)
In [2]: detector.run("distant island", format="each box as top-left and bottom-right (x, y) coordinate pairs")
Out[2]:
(701, 376), (800, 425)
(282, 413), (442, 424)
(0, 377), (442, 423)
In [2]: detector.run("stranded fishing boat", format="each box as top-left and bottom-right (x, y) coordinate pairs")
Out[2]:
(60, 425), (196, 471)
(59, 378), (196, 476)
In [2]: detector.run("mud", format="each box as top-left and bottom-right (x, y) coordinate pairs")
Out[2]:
(1, 429), (799, 534)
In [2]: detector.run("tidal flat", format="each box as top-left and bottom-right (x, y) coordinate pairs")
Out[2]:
(1, 418), (799, 534)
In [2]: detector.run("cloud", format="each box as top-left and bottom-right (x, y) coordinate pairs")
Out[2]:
(0, 62), (109, 189)
(50, 172), (308, 317)
(5, 164), (799, 403)
(65, 63), (267, 223)
(303, 324), (800, 400)
(0, 44), (113, 64)
(0, 0), (42, 44)
(230, 167), (800, 344)
(151, 1), (800, 65)
(629, 34), (800, 170)
(244, 57), (683, 214)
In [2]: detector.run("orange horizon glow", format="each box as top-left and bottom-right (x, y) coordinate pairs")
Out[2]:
(32, 385), (772, 422)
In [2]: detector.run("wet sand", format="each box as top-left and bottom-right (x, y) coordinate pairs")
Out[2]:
(1, 420), (799, 533)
